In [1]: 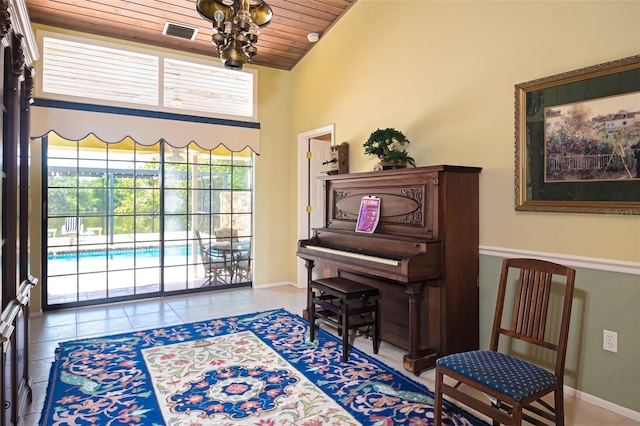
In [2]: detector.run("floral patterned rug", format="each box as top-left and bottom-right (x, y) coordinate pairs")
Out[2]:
(40, 309), (486, 425)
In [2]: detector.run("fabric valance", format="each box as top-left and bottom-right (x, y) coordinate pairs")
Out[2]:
(30, 99), (261, 154)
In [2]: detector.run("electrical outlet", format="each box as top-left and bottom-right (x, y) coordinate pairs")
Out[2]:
(603, 330), (617, 353)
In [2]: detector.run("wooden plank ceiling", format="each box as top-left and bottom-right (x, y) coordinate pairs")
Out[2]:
(25, 0), (356, 71)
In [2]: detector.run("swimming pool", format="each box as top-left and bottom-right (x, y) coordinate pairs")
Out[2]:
(48, 244), (197, 275)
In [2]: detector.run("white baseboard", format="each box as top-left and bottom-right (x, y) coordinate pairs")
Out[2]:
(564, 384), (640, 422)
(272, 280), (306, 289)
(291, 281), (306, 289)
(480, 246), (640, 276)
(252, 281), (298, 289)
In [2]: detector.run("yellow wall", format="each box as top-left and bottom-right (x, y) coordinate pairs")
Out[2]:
(28, 25), (294, 312)
(253, 66), (293, 285)
(290, 0), (640, 263)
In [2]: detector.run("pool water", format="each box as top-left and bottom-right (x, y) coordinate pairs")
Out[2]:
(48, 245), (197, 276)
(50, 245), (192, 260)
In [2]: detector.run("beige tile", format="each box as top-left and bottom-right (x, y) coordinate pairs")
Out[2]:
(255, 296), (297, 311)
(29, 323), (76, 344)
(565, 396), (630, 426)
(76, 305), (127, 323)
(27, 380), (49, 415)
(22, 412), (40, 426)
(248, 286), (307, 304)
(216, 298), (264, 316)
(166, 295), (220, 310)
(207, 288), (251, 305)
(127, 310), (182, 329)
(122, 300), (173, 316)
(172, 305), (227, 323)
(29, 340), (61, 361)
(76, 316), (133, 337)
(30, 311), (77, 328)
(28, 358), (54, 383)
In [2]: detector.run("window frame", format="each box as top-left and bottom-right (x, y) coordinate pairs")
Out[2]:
(34, 29), (259, 123)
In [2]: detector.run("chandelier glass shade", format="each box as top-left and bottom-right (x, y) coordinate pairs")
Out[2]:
(196, 0), (273, 70)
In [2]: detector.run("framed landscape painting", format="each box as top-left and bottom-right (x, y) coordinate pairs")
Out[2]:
(515, 55), (640, 215)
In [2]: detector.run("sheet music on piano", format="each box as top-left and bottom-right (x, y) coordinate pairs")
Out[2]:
(355, 196), (380, 233)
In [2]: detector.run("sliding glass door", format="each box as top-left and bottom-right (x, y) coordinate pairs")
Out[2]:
(43, 135), (253, 310)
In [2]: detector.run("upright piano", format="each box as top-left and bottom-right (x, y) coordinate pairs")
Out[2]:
(296, 165), (481, 374)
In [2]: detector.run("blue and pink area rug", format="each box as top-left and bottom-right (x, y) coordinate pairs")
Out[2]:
(40, 308), (486, 425)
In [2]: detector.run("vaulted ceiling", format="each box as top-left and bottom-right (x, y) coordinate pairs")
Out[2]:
(25, 0), (356, 71)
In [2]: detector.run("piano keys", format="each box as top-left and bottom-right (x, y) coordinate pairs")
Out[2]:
(296, 165), (481, 375)
(305, 245), (400, 266)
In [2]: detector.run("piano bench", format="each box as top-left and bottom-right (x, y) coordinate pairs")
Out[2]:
(309, 277), (381, 362)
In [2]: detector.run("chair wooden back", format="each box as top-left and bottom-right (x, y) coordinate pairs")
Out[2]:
(490, 258), (576, 381)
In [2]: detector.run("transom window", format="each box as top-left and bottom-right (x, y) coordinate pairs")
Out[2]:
(36, 31), (258, 121)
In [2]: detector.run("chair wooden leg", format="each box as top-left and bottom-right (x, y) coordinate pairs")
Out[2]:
(434, 368), (443, 425)
(490, 403), (500, 426)
(555, 389), (565, 426)
(513, 402), (523, 426)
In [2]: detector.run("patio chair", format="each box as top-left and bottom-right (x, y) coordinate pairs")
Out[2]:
(61, 217), (83, 244)
(215, 228), (251, 282)
(233, 238), (252, 282)
(214, 227), (239, 243)
(61, 217), (83, 236)
(194, 230), (230, 287)
(433, 258), (577, 426)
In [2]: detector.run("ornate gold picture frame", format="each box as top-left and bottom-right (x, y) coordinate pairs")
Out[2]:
(515, 55), (640, 215)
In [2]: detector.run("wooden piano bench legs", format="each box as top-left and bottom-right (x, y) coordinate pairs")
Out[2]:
(308, 277), (381, 362)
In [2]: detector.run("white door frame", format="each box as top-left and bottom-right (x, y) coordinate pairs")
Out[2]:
(296, 124), (334, 288)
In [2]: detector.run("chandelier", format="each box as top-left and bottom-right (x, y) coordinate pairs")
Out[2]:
(196, 0), (273, 71)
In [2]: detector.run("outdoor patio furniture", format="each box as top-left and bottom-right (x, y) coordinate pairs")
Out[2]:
(215, 228), (252, 282)
(233, 239), (251, 282)
(61, 217), (83, 244)
(194, 230), (230, 287)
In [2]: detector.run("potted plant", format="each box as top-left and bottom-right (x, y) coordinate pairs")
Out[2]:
(363, 128), (416, 169)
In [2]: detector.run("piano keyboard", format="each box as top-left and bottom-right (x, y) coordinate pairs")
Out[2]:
(306, 245), (400, 266)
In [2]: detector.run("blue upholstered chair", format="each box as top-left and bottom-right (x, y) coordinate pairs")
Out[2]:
(434, 258), (576, 426)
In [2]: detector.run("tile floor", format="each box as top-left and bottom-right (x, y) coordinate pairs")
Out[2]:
(26, 285), (639, 425)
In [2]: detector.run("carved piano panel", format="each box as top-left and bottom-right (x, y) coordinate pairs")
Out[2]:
(324, 170), (438, 238)
(297, 165), (481, 375)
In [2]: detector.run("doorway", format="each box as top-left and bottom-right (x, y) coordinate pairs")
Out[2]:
(296, 124), (335, 287)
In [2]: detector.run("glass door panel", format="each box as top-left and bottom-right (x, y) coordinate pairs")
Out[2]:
(44, 137), (253, 310)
